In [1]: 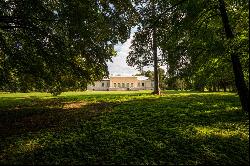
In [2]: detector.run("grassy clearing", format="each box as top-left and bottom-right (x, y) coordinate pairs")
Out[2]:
(0, 91), (249, 165)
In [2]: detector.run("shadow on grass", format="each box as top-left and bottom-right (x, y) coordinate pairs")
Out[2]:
(0, 92), (248, 165)
(0, 101), (116, 137)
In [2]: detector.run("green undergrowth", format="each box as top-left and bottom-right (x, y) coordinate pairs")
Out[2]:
(0, 91), (248, 165)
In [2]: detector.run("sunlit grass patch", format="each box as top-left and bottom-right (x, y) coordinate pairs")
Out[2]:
(194, 126), (248, 139)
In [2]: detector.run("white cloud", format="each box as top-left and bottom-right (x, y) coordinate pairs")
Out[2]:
(107, 29), (139, 76)
(107, 27), (157, 76)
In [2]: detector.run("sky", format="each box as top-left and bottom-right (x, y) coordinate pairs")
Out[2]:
(107, 28), (138, 76)
(107, 27), (166, 76)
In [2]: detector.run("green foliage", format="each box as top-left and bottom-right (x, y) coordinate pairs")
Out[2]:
(157, 0), (249, 91)
(126, 0), (168, 71)
(142, 69), (167, 90)
(0, 0), (136, 94)
(0, 91), (248, 164)
(125, 0), (249, 92)
(1, 0), (248, 94)
(127, 28), (154, 70)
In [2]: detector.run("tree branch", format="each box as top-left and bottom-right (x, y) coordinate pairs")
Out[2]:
(145, 0), (188, 29)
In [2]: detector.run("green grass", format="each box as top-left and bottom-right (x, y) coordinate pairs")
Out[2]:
(0, 91), (249, 165)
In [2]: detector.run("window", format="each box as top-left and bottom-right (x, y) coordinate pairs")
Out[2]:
(102, 82), (105, 87)
(126, 83), (129, 87)
(114, 83), (116, 87)
(122, 83), (125, 88)
(107, 82), (110, 87)
(118, 83), (121, 88)
(131, 83), (133, 87)
(138, 83), (140, 87)
(142, 83), (145, 87)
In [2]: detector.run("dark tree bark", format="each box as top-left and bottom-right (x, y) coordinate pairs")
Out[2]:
(213, 84), (217, 92)
(218, 0), (249, 112)
(223, 84), (227, 92)
(152, 26), (160, 95)
(208, 86), (212, 92)
(152, 2), (160, 95)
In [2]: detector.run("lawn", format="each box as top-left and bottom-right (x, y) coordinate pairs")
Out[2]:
(0, 91), (249, 165)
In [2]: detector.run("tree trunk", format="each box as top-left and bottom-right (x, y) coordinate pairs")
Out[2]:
(223, 86), (227, 92)
(213, 84), (217, 92)
(208, 86), (212, 92)
(152, 2), (160, 95)
(218, 0), (249, 112)
(222, 81), (227, 92)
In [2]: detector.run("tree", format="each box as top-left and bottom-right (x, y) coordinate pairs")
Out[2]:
(153, 0), (248, 112)
(126, 0), (171, 95)
(144, 70), (154, 80)
(218, 0), (249, 112)
(143, 69), (166, 90)
(128, 0), (248, 111)
(0, 0), (136, 95)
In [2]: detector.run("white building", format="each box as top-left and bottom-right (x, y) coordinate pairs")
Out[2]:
(87, 76), (154, 91)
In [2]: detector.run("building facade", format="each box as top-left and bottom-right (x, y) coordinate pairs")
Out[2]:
(87, 76), (154, 91)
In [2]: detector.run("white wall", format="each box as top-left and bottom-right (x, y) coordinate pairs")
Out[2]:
(87, 80), (110, 91)
(87, 78), (154, 91)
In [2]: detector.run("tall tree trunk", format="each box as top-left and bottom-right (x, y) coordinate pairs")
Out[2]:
(213, 84), (217, 92)
(208, 86), (212, 92)
(223, 85), (227, 92)
(218, 0), (249, 112)
(152, 1), (160, 95)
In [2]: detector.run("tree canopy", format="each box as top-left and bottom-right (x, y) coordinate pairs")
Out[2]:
(125, 0), (248, 111)
(0, 0), (249, 111)
(0, 0), (136, 94)
(157, 0), (249, 91)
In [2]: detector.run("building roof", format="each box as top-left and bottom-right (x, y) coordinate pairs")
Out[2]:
(101, 75), (149, 81)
